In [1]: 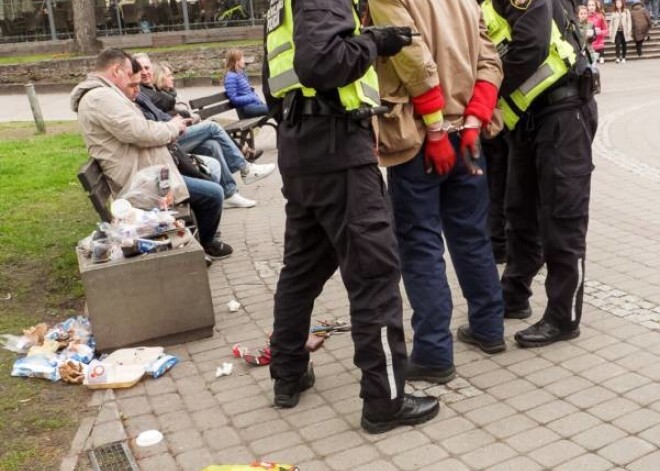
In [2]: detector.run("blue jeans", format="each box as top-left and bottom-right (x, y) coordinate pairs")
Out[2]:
(387, 136), (504, 368)
(182, 176), (223, 246)
(178, 121), (248, 196)
(237, 103), (268, 119)
(196, 155), (222, 184)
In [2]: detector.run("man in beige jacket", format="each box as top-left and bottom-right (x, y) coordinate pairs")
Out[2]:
(370, 0), (506, 382)
(70, 48), (231, 259)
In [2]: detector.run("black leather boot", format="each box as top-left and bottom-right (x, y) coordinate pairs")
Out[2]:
(515, 319), (580, 348)
(273, 363), (315, 408)
(361, 394), (440, 434)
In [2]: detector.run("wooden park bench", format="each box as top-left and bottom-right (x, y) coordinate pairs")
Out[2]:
(77, 157), (194, 227)
(188, 90), (277, 153)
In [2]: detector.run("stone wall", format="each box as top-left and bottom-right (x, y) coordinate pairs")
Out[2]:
(0, 26), (264, 89)
(0, 43), (264, 88)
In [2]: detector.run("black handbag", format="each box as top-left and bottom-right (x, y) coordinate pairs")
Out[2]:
(167, 143), (213, 181)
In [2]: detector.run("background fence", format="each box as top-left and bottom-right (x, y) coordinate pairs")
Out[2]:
(0, 0), (269, 44)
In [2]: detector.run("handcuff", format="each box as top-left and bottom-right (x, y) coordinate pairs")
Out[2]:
(427, 121), (483, 175)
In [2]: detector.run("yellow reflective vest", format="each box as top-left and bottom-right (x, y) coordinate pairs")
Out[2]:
(481, 0), (577, 129)
(265, 0), (381, 111)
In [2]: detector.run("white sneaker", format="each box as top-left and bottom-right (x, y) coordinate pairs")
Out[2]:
(599, 57), (605, 64)
(615, 58), (620, 63)
(224, 193), (256, 209)
(621, 58), (626, 63)
(242, 163), (276, 185)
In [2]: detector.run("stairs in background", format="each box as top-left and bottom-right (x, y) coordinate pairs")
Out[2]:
(602, 22), (660, 61)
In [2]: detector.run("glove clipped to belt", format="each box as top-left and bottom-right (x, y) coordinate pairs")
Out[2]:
(411, 86), (456, 176)
(364, 26), (414, 57)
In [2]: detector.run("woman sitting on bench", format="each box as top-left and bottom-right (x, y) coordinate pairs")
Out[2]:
(223, 49), (269, 119)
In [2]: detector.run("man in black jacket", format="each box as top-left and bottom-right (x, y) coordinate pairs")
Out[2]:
(263, 0), (439, 434)
(491, 0), (598, 347)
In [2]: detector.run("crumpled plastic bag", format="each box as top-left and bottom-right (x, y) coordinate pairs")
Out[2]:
(118, 165), (174, 211)
(11, 355), (60, 382)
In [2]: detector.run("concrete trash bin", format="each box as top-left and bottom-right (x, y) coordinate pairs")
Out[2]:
(77, 234), (215, 352)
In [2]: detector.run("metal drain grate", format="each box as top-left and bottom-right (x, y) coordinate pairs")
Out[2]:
(88, 441), (139, 471)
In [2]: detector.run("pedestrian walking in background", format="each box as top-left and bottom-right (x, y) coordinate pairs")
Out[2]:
(610, 0), (633, 63)
(588, 0), (609, 63)
(648, 0), (659, 23)
(630, 1), (653, 56)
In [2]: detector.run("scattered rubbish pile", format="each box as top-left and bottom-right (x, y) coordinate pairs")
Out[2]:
(2, 317), (177, 388)
(77, 196), (193, 265)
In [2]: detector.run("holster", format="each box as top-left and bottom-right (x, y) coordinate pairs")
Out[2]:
(578, 66), (600, 101)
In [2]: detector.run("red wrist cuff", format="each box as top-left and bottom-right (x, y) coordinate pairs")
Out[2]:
(411, 86), (445, 116)
(464, 80), (498, 124)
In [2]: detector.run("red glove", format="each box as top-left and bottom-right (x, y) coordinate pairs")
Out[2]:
(411, 86), (445, 125)
(460, 127), (483, 175)
(464, 80), (499, 124)
(425, 132), (456, 175)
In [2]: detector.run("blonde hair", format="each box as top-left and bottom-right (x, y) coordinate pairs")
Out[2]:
(152, 61), (173, 90)
(577, 5), (588, 14)
(225, 49), (244, 73)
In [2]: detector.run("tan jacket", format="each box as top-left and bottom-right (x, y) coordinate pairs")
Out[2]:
(609, 9), (633, 43)
(370, 0), (503, 166)
(70, 74), (189, 204)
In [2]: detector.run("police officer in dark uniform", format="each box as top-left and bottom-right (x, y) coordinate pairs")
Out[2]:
(262, 0), (439, 434)
(487, 0), (598, 346)
(482, 134), (508, 264)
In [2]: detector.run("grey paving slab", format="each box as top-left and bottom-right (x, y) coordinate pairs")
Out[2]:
(61, 60), (660, 470)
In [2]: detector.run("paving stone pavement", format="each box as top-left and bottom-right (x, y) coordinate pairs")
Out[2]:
(64, 60), (660, 471)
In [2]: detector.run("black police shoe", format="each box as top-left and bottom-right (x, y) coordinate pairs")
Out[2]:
(406, 362), (456, 384)
(273, 363), (315, 408)
(504, 304), (532, 319)
(457, 324), (506, 354)
(515, 319), (580, 348)
(361, 394), (440, 434)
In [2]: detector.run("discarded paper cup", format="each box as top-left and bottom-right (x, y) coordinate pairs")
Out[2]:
(136, 429), (163, 447)
(227, 300), (241, 312)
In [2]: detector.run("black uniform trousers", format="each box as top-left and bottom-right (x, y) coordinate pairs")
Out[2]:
(502, 98), (598, 331)
(482, 134), (509, 260)
(271, 164), (407, 416)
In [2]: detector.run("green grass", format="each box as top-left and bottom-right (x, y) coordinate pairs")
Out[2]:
(0, 121), (95, 470)
(0, 53), (76, 66)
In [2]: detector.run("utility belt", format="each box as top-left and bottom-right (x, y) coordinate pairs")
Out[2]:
(283, 93), (388, 124)
(533, 66), (598, 111)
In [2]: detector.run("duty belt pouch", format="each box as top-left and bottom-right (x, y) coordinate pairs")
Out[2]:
(578, 66), (600, 100)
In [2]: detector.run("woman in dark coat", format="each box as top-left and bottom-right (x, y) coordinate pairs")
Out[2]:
(630, 1), (652, 56)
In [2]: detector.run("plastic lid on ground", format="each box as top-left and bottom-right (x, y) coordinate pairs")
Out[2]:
(135, 429), (163, 447)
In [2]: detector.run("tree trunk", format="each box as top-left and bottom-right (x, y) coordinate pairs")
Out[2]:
(72, 0), (101, 54)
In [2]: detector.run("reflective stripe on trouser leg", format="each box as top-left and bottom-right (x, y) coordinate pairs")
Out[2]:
(572, 257), (584, 322)
(380, 326), (397, 400)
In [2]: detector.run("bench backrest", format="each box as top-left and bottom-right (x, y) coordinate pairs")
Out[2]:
(78, 158), (113, 223)
(189, 91), (235, 120)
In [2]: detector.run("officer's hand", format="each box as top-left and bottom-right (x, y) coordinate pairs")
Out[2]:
(425, 130), (456, 175)
(459, 127), (483, 176)
(366, 26), (414, 57)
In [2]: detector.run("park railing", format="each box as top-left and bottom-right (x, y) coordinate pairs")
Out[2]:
(0, 0), (267, 44)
